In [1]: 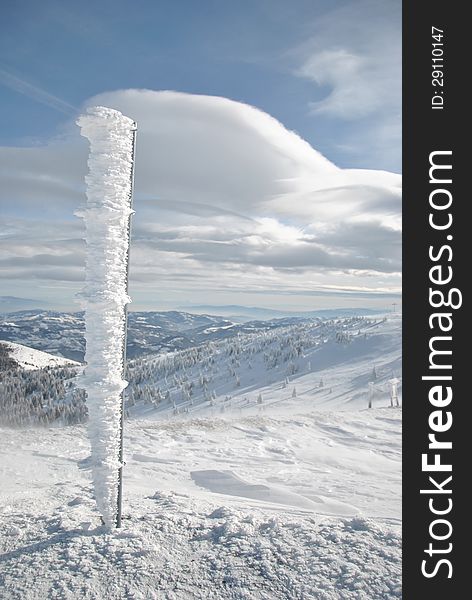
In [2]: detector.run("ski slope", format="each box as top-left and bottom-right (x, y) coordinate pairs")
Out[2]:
(0, 314), (401, 597)
(125, 314), (402, 418)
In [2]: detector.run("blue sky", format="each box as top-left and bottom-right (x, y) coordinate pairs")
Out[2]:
(0, 0), (401, 311)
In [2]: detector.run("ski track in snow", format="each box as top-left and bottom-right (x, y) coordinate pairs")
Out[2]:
(0, 408), (401, 599)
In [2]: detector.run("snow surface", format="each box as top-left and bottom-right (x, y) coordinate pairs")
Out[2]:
(0, 408), (401, 599)
(0, 341), (80, 371)
(76, 106), (136, 528)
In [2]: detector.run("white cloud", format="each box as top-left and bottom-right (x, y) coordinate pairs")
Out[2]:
(0, 89), (401, 309)
(299, 49), (376, 119)
(292, 0), (401, 169)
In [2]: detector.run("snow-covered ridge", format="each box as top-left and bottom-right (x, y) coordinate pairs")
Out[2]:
(125, 314), (402, 418)
(0, 341), (80, 371)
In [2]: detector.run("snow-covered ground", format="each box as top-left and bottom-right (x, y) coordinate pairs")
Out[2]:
(0, 415), (401, 597)
(0, 315), (401, 598)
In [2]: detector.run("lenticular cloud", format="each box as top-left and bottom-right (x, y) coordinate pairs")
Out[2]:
(76, 106), (136, 527)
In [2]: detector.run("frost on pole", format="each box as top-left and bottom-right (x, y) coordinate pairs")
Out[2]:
(76, 106), (136, 528)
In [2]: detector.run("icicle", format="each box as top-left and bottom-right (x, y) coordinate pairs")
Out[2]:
(76, 106), (136, 528)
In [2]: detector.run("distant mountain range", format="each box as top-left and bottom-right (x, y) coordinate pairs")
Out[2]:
(0, 309), (326, 361)
(179, 304), (385, 321)
(0, 296), (47, 313)
(1, 298), (387, 322)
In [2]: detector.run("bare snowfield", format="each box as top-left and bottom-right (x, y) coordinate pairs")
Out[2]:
(0, 407), (401, 599)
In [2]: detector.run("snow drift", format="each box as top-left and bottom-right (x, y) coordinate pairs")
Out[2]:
(76, 106), (136, 527)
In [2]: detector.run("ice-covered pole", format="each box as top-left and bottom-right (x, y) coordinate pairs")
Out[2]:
(76, 106), (137, 529)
